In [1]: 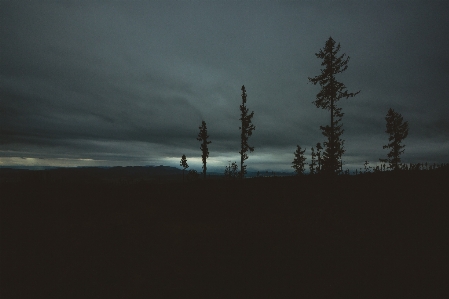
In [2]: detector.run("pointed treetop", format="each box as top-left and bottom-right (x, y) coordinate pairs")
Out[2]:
(241, 85), (247, 103)
(180, 154), (189, 170)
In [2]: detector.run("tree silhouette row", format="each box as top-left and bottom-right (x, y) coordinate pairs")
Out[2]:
(181, 37), (435, 178)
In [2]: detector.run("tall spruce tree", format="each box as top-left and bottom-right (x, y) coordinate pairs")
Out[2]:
(382, 108), (409, 171)
(180, 154), (189, 182)
(316, 142), (323, 173)
(197, 120), (211, 179)
(309, 146), (317, 175)
(308, 37), (360, 174)
(292, 145), (307, 175)
(224, 161), (239, 179)
(239, 85), (255, 179)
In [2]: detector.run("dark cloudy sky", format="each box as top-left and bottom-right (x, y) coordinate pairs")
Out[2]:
(1, 1), (448, 172)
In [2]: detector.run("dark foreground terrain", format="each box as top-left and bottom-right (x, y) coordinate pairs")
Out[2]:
(1, 171), (449, 298)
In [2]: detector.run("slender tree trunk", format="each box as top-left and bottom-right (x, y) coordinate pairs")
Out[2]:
(203, 141), (207, 179)
(330, 99), (334, 170)
(394, 147), (399, 171)
(241, 123), (244, 179)
(329, 50), (335, 173)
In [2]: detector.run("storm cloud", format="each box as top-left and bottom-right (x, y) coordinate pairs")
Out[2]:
(1, 1), (448, 172)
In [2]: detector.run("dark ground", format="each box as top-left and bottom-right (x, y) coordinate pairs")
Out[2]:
(1, 170), (448, 298)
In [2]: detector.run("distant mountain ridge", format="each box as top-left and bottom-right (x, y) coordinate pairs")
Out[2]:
(0, 165), (183, 183)
(0, 165), (295, 183)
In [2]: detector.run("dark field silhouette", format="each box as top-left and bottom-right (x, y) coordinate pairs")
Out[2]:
(1, 170), (448, 298)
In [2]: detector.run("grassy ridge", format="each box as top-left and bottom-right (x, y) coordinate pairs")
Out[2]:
(1, 171), (448, 298)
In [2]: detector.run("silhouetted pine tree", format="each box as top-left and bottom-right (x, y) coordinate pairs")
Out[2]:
(180, 154), (189, 182)
(310, 146), (317, 175)
(382, 108), (409, 171)
(316, 142), (323, 173)
(239, 85), (255, 179)
(224, 161), (238, 179)
(231, 162), (238, 179)
(224, 162), (231, 178)
(363, 160), (371, 173)
(308, 37), (360, 174)
(292, 145), (307, 175)
(197, 120), (211, 179)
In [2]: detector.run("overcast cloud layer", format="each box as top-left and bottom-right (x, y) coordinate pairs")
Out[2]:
(1, 1), (448, 172)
